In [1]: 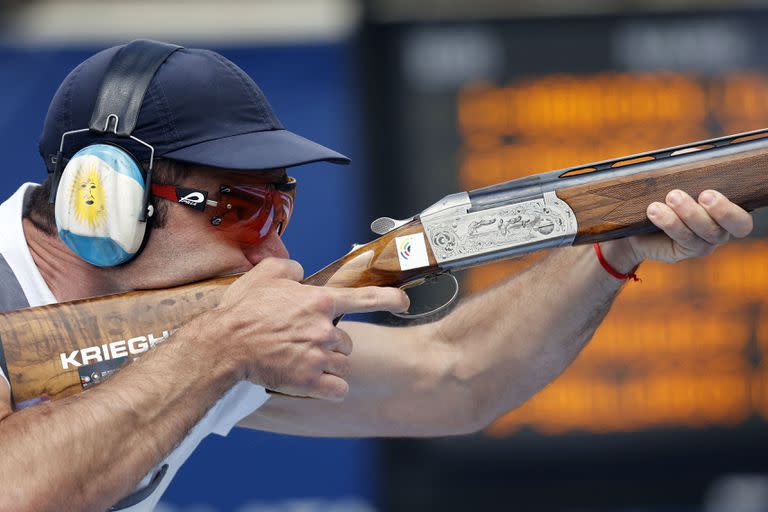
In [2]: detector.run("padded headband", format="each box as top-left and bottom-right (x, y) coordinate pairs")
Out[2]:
(89, 39), (182, 137)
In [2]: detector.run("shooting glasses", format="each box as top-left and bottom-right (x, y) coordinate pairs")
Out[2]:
(151, 177), (296, 246)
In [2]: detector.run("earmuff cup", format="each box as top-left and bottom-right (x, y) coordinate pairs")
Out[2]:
(47, 39), (181, 267)
(55, 144), (150, 267)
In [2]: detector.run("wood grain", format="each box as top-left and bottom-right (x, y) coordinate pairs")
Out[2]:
(0, 221), (439, 407)
(556, 146), (768, 244)
(304, 221), (439, 287)
(0, 275), (236, 406)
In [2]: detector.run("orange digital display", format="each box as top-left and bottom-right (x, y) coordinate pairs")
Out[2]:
(457, 72), (768, 436)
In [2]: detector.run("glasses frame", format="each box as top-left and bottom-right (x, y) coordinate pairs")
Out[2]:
(150, 176), (297, 244)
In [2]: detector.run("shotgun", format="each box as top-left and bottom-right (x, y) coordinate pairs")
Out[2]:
(2, 128), (768, 408)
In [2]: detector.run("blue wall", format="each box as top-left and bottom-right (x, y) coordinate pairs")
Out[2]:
(0, 42), (377, 510)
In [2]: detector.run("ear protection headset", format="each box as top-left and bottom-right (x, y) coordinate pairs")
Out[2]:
(48, 40), (182, 267)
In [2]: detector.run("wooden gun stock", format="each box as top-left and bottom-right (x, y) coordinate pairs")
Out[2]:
(0, 221), (440, 407)
(1, 128), (767, 407)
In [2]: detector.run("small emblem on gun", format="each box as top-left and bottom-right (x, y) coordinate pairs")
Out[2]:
(395, 233), (430, 270)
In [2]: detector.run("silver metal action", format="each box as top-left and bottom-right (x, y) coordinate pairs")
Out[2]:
(420, 192), (472, 220)
(420, 191), (577, 269)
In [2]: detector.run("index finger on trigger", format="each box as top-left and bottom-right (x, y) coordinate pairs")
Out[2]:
(329, 286), (410, 316)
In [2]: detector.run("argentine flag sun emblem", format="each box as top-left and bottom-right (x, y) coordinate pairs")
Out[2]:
(71, 166), (107, 229)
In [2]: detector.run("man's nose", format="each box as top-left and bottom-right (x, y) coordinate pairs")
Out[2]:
(243, 230), (289, 265)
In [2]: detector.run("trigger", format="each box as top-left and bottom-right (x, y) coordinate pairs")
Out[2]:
(399, 278), (426, 290)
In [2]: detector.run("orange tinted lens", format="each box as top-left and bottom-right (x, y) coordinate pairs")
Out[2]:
(213, 179), (295, 245)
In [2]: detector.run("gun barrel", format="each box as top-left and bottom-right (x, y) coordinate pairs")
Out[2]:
(467, 129), (768, 213)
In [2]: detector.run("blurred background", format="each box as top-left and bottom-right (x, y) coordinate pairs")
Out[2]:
(2, 0), (768, 510)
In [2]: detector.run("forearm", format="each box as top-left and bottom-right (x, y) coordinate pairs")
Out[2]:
(239, 191), (750, 438)
(431, 241), (637, 429)
(0, 313), (239, 512)
(246, 242), (637, 438)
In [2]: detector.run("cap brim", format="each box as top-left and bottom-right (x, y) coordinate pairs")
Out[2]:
(159, 129), (350, 170)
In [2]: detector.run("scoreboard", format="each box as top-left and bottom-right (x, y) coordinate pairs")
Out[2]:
(462, 73), (768, 436)
(364, 10), (768, 510)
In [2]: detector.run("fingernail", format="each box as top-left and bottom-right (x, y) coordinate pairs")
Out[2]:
(648, 203), (661, 217)
(700, 190), (716, 206)
(667, 190), (682, 206)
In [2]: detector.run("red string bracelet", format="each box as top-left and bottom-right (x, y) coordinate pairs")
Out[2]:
(593, 243), (641, 282)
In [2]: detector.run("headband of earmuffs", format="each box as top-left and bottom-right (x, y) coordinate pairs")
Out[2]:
(51, 40), (182, 267)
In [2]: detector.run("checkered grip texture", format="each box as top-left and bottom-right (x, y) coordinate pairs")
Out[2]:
(591, 152), (768, 225)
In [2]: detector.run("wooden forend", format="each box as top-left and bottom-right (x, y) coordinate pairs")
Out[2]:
(555, 146), (768, 244)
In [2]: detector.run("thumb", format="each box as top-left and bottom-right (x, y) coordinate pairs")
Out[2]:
(628, 233), (680, 263)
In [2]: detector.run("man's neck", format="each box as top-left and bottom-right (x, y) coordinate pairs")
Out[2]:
(22, 218), (121, 302)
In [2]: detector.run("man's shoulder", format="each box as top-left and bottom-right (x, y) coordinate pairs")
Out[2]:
(0, 183), (41, 313)
(0, 250), (30, 314)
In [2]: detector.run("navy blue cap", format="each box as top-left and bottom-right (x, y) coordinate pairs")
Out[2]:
(39, 43), (350, 173)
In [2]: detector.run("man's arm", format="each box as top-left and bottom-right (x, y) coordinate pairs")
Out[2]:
(0, 259), (407, 511)
(0, 315), (238, 511)
(244, 243), (627, 437)
(242, 189), (754, 436)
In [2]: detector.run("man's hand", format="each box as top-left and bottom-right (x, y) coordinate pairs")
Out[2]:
(603, 189), (754, 271)
(216, 257), (409, 401)
(240, 189), (759, 437)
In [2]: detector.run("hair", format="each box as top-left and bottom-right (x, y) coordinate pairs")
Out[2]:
(23, 158), (193, 236)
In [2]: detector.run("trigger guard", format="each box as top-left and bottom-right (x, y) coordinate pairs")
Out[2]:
(392, 272), (459, 320)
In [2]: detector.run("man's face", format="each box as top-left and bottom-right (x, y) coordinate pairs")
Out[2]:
(125, 166), (292, 289)
(72, 167), (106, 229)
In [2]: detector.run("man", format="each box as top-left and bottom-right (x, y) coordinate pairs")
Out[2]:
(0, 41), (755, 511)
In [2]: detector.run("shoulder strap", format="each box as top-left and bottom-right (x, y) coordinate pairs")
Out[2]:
(89, 39), (182, 136)
(0, 254), (29, 387)
(0, 254), (30, 313)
